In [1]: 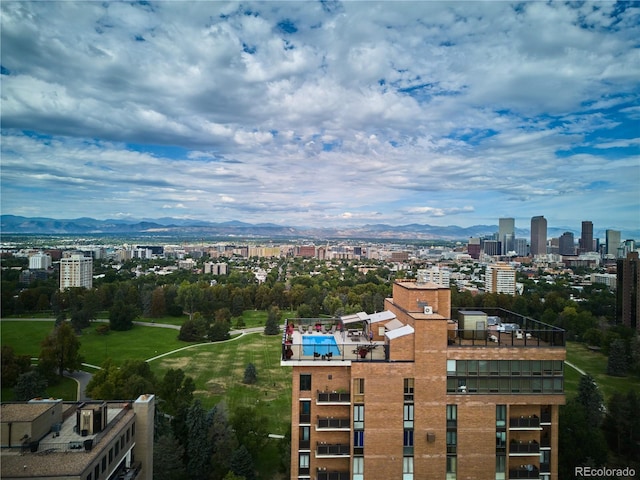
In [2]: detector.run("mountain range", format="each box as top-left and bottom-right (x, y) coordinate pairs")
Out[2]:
(0, 215), (636, 241)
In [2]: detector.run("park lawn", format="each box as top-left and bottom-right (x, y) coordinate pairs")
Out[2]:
(565, 341), (640, 401)
(150, 332), (291, 432)
(234, 309), (268, 328)
(0, 319), (56, 357)
(1, 376), (80, 402)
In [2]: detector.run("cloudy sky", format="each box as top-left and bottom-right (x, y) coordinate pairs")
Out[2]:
(1, 1), (639, 232)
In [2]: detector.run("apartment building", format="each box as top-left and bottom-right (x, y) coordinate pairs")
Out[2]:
(1, 394), (154, 480)
(617, 251), (639, 332)
(282, 279), (565, 480)
(59, 253), (93, 290)
(485, 263), (517, 295)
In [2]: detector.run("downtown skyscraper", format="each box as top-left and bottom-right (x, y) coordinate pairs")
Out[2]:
(530, 216), (548, 256)
(498, 218), (515, 255)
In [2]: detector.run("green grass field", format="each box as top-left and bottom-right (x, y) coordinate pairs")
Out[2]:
(565, 341), (640, 401)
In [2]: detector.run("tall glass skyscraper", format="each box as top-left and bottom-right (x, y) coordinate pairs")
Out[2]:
(498, 218), (515, 255)
(580, 221), (594, 253)
(530, 216), (547, 256)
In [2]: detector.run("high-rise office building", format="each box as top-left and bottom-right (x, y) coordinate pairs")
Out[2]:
(558, 232), (575, 256)
(530, 216), (547, 256)
(283, 280), (566, 480)
(485, 263), (517, 295)
(59, 254), (93, 290)
(498, 218), (515, 255)
(579, 221), (594, 253)
(617, 252), (639, 332)
(606, 230), (621, 256)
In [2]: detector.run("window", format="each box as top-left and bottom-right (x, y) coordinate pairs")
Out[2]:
(94, 464), (100, 480)
(353, 378), (364, 402)
(299, 453), (310, 475)
(446, 431), (457, 454)
(447, 405), (457, 427)
(403, 456), (414, 480)
(354, 430), (364, 447)
(404, 404), (414, 428)
(354, 405), (364, 429)
(404, 378), (414, 402)
(447, 360), (456, 374)
(300, 400), (311, 423)
(300, 374), (311, 391)
(353, 456), (364, 480)
(496, 455), (506, 480)
(101, 456), (106, 472)
(115, 440), (119, 456)
(131, 422), (135, 436)
(87, 474), (92, 480)
(354, 430), (364, 455)
(403, 429), (414, 455)
(446, 456), (457, 480)
(109, 448), (113, 463)
(496, 431), (506, 451)
(496, 405), (506, 427)
(299, 426), (310, 449)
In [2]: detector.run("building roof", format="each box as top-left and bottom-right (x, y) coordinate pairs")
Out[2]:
(383, 318), (404, 331)
(385, 324), (414, 340)
(368, 311), (396, 324)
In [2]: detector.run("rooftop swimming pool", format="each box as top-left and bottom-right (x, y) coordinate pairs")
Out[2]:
(302, 335), (341, 356)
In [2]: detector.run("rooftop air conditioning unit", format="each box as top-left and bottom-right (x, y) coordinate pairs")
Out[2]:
(423, 305), (433, 314)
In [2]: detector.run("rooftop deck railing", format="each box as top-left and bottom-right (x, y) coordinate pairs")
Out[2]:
(317, 471), (350, 480)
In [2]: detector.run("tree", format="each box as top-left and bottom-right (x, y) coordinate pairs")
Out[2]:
(109, 300), (137, 331)
(86, 359), (156, 400)
(158, 369), (195, 416)
(177, 281), (203, 320)
(14, 370), (47, 401)
(153, 433), (188, 480)
(602, 390), (640, 460)
(209, 403), (239, 480)
(185, 400), (212, 480)
(230, 445), (255, 480)
(243, 363), (257, 385)
(1, 345), (31, 387)
(39, 321), (82, 379)
(208, 320), (230, 342)
(150, 286), (167, 318)
(179, 314), (209, 341)
(607, 338), (628, 376)
(264, 306), (280, 335)
(576, 374), (605, 426)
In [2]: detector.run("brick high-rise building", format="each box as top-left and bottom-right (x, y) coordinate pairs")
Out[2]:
(617, 251), (640, 332)
(485, 263), (517, 295)
(282, 279), (565, 480)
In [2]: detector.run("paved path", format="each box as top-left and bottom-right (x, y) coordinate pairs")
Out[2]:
(564, 360), (587, 376)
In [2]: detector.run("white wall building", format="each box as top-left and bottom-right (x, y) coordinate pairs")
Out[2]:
(29, 252), (52, 270)
(416, 266), (450, 287)
(59, 254), (93, 290)
(485, 263), (517, 295)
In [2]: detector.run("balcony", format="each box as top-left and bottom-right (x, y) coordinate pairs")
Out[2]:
(509, 466), (539, 479)
(317, 471), (350, 480)
(316, 443), (350, 457)
(509, 441), (540, 455)
(317, 418), (351, 430)
(509, 416), (541, 429)
(317, 391), (351, 404)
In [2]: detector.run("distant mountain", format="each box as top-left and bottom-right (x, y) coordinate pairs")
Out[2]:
(1, 215), (637, 240)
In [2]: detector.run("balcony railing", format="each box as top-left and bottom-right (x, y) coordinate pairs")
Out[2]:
(317, 418), (351, 429)
(509, 416), (540, 429)
(509, 441), (540, 454)
(317, 472), (350, 480)
(317, 391), (351, 403)
(509, 466), (539, 479)
(316, 443), (350, 456)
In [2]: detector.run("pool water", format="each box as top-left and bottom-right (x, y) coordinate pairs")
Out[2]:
(302, 335), (341, 356)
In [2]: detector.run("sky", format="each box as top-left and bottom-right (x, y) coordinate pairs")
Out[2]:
(1, 1), (639, 232)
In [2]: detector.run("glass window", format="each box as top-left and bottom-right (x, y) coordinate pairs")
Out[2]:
(101, 456), (106, 472)
(95, 465), (100, 480)
(499, 361), (510, 376)
(468, 360), (478, 375)
(299, 453), (309, 468)
(496, 455), (506, 480)
(300, 374), (311, 391)
(354, 404), (364, 429)
(489, 360), (499, 375)
(353, 456), (364, 474)
(109, 448), (113, 463)
(447, 360), (456, 374)
(456, 360), (466, 375)
(510, 360), (520, 375)
(499, 378), (510, 392)
(354, 430), (364, 447)
(496, 405), (506, 427)
(521, 360), (531, 375)
(404, 378), (414, 401)
(403, 456), (414, 473)
(446, 456), (457, 480)
(553, 360), (564, 375)
(532, 378), (542, 393)
(543, 360), (553, 375)
(447, 405), (457, 421)
(532, 360), (542, 375)
(447, 378), (457, 393)
(403, 429), (414, 446)
(479, 360), (489, 374)
(553, 378), (563, 392)
(496, 431), (506, 450)
(300, 426), (310, 441)
(404, 404), (414, 428)
(301, 400), (311, 414)
(353, 378), (365, 394)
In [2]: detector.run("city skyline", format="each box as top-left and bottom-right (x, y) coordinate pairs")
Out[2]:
(1, 2), (639, 230)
